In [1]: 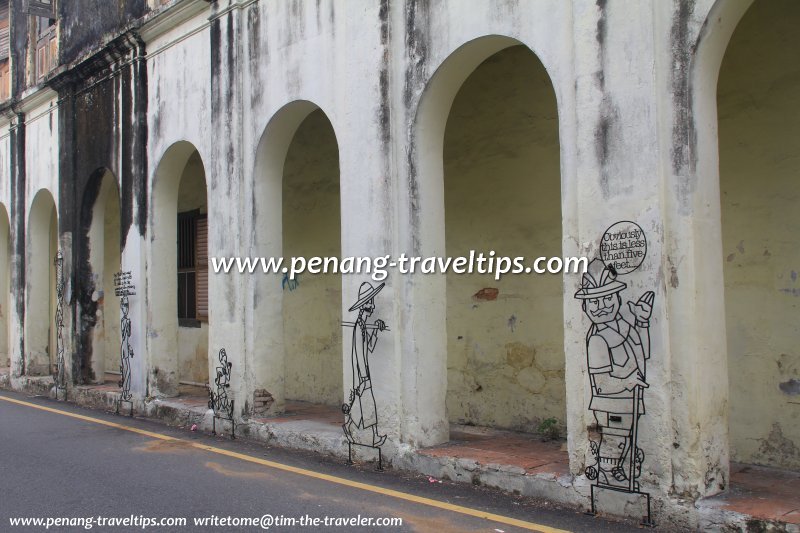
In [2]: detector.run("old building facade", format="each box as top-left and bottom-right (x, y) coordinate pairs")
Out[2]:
(0, 0), (797, 526)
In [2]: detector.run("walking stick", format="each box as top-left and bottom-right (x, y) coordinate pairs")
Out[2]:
(628, 385), (641, 492)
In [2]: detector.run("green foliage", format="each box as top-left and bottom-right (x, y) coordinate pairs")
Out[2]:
(537, 417), (560, 441)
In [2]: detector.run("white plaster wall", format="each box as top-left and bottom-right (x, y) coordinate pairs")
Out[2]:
(144, 6), (212, 397)
(23, 98), (61, 377)
(128, 0), (743, 500)
(241, 0), (390, 421)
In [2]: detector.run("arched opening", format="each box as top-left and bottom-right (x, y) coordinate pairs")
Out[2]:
(443, 46), (565, 435)
(25, 189), (58, 376)
(0, 204), (10, 371)
(80, 169), (121, 383)
(150, 143), (210, 398)
(282, 110), (343, 408)
(250, 101), (343, 421)
(718, 0), (800, 470)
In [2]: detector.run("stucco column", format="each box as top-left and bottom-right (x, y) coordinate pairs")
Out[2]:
(566, 0), (676, 494)
(207, 4), (247, 420)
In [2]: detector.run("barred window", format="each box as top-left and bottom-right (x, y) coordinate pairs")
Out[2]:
(177, 210), (208, 326)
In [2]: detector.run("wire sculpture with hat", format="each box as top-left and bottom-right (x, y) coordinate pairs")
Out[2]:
(575, 257), (655, 526)
(342, 281), (389, 470)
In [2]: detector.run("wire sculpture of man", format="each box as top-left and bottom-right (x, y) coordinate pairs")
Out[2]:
(575, 258), (654, 489)
(342, 281), (388, 448)
(119, 295), (133, 402)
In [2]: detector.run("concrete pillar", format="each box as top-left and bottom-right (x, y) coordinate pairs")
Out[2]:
(207, 4), (246, 418)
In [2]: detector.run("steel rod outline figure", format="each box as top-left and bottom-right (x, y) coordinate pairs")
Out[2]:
(342, 281), (389, 470)
(208, 348), (235, 438)
(52, 250), (67, 401)
(114, 271), (135, 416)
(575, 257), (655, 527)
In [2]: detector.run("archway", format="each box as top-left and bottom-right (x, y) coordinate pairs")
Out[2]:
(250, 101), (342, 418)
(25, 189), (58, 376)
(282, 110), (343, 408)
(80, 169), (121, 383)
(718, 0), (800, 470)
(150, 143), (210, 397)
(406, 35), (565, 448)
(443, 45), (565, 435)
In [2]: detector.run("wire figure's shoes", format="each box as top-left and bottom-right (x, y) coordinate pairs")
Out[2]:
(373, 434), (387, 447)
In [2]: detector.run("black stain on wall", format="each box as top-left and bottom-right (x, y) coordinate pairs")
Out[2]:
(595, 0), (607, 90)
(51, 34), (148, 383)
(9, 114), (26, 373)
(670, 1), (697, 186)
(404, 0), (431, 255)
(247, 5), (262, 111)
(58, 0), (148, 66)
(378, 0), (391, 148)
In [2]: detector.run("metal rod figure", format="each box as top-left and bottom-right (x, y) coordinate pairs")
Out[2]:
(208, 348), (235, 438)
(342, 281), (388, 470)
(114, 271), (135, 416)
(52, 250), (67, 401)
(576, 257), (655, 527)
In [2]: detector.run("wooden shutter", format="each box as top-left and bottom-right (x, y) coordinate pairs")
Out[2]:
(195, 215), (208, 321)
(0, 4), (9, 61)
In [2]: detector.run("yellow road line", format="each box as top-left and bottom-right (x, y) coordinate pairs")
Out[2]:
(0, 393), (570, 533)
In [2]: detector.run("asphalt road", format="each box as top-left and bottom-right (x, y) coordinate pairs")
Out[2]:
(0, 390), (647, 532)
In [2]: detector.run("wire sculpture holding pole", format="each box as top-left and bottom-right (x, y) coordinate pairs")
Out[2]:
(208, 348), (235, 438)
(576, 221), (655, 527)
(52, 250), (67, 401)
(342, 281), (389, 470)
(114, 271), (135, 416)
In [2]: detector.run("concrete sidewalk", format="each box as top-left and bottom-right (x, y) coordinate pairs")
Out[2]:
(2, 369), (797, 532)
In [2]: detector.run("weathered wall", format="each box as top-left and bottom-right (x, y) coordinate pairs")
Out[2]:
(5, 0), (790, 514)
(718, 0), (800, 469)
(58, 0), (148, 66)
(0, 125), (10, 369)
(282, 110), (342, 406)
(444, 46), (564, 433)
(23, 98), (60, 377)
(145, 4), (211, 399)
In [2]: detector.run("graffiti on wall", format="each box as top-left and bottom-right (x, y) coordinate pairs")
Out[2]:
(342, 281), (389, 469)
(578, 221), (655, 526)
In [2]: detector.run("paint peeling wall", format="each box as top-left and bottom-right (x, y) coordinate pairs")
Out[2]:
(718, 0), (800, 470)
